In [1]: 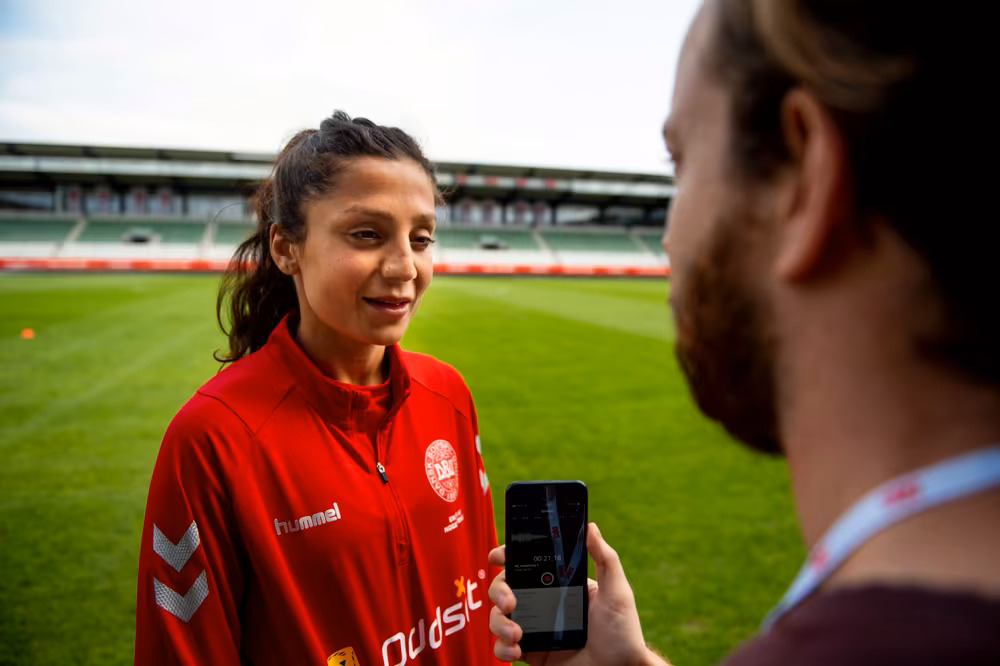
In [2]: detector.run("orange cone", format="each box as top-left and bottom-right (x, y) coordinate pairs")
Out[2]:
(20, 328), (35, 340)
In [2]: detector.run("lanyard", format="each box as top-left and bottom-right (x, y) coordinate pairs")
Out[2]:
(544, 486), (587, 638)
(763, 446), (1000, 630)
(544, 486), (586, 585)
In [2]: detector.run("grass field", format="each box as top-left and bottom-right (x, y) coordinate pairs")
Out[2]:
(0, 273), (803, 665)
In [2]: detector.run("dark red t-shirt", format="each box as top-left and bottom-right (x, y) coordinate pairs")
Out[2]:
(723, 586), (1000, 665)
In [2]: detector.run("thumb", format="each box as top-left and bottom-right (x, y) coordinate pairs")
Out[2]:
(588, 522), (632, 601)
(488, 545), (506, 567)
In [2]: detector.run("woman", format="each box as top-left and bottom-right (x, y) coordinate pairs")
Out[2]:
(135, 111), (501, 665)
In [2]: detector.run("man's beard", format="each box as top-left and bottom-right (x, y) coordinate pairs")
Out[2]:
(672, 209), (783, 455)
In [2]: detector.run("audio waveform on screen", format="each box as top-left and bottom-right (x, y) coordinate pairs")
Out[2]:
(511, 532), (548, 543)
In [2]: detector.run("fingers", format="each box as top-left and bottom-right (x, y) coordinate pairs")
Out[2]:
(488, 544), (506, 567)
(489, 545), (523, 662)
(588, 522), (632, 601)
(490, 605), (523, 662)
(489, 566), (516, 615)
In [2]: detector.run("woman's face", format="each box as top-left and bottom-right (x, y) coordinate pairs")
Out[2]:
(272, 157), (436, 359)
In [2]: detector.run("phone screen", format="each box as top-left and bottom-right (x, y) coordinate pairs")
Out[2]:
(504, 480), (588, 652)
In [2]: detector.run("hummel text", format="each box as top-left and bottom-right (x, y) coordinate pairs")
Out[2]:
(274, 503), (342, 536)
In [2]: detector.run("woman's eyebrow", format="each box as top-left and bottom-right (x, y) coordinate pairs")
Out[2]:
(343, 205), (436, 227)
(342, 205), (393, 221)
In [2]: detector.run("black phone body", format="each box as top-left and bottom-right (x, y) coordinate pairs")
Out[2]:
(504, 480), (588, 652)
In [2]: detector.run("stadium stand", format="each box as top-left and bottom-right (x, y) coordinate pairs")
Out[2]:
(53, 217), (206, 261)
(0, 143), (673, 275)
(436, 227), (541, 251)
(526, 227), (659, 267)
(540, 229), (644, 253)
(634, 229), (666, 256)
(76, 218), (207, 244)
(213, 221), (255, 246)
(0, 218), (76, 243)
(0, 213), (78, 258)
(0, 215), (76, 243)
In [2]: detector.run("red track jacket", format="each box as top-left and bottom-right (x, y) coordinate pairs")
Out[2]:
(136, 316), (501, 665)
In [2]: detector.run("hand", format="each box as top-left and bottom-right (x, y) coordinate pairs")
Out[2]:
(488, 522), (668, 666)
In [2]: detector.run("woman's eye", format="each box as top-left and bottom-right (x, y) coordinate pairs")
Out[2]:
(351, 230), (380, 241)
(412, 236), (436, 249)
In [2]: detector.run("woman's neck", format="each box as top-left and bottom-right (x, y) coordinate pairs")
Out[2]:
(293, 317), (388, 386)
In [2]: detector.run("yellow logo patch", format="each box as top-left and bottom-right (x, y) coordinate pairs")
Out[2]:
(327, 646), (360, 666)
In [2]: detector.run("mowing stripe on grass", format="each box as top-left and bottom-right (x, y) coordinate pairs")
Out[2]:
(439, 277), (675, 342)
(0, 280), (216, 450)
(0, 321), (208, 448)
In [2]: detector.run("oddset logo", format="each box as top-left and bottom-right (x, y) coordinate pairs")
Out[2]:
(380, 572), (485, 665)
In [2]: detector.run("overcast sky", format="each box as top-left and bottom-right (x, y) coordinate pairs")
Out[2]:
(0, 0), (700, 174)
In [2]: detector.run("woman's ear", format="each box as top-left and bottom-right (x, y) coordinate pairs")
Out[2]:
(774, 88), (855, 282)
(269, 224), (299, 275)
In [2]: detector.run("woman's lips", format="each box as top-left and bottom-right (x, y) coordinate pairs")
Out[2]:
(364, 297), (411, 314)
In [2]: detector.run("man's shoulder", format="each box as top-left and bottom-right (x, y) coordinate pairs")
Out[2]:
(722, 586), (1000, 666)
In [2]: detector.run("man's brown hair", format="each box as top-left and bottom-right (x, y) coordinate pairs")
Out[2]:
(706, 0), (997, 384)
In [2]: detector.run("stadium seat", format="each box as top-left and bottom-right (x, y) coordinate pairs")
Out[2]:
(0, 217), (76, 243)
(77, 218), (207, 244)
(214, 221), (255, 246)
(634, 229), (666, 256)
(435, 227), (542, 251)
(541, 229), (644, 254)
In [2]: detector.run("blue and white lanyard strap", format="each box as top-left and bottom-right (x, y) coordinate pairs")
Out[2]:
(544, 486), (586, 585)
(763, 446), (1000, 630)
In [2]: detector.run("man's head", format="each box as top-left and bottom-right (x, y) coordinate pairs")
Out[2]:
(663, 0), (996, 454)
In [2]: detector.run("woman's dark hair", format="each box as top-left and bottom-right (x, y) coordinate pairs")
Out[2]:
(706, 0), (998, 384)
(215, 111), (442, 363)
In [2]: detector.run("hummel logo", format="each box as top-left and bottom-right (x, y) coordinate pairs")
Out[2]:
(153, 522), (200, 572)
(274, 502), (342, 536)
(154, 571), (209, 622)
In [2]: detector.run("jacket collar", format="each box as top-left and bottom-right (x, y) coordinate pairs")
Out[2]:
(264, 313), (411, 425)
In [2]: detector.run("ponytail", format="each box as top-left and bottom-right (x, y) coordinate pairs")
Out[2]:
(215, 178), (299, 363)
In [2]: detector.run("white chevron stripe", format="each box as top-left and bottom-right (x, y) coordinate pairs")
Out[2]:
(153, 521), (200, 572)
(154, 570), (209, 622)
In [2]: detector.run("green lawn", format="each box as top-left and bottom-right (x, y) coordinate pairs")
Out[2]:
(0, 273), (802, 665)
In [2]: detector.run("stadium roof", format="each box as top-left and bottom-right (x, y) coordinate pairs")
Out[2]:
(0, 141), (675, 208)
(0, 142), (273, 163)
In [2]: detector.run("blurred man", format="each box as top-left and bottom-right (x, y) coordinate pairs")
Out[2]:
(489, 0), (1000, 663)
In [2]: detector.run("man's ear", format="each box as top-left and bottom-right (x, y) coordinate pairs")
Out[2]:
(269, 223), (299, 275)
(775, 88), (855, 281)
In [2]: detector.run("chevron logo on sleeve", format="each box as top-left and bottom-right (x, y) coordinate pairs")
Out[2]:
(154, 570), (209, 622)
(153, 521), (200, 572)
(152, 521), (208, 621)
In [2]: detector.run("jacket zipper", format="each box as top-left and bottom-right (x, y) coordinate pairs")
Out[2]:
(376, 419), (412, 566)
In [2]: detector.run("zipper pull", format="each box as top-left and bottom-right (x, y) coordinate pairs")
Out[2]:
(376, 461), (388, 484)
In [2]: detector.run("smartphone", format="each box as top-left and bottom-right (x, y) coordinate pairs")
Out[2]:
(504, 480), (588, 652)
